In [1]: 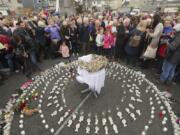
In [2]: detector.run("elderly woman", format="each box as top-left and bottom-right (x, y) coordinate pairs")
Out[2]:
(115, 18), (126, 60)
(125, 19), (147, 68)
(45, 19), (61, 43)
(45, 19), (61, 58)
(146, 14), (164, 49)
(61, 20), (71, 49)
(35, 20), (47, 61)
(141, 14), (164, 69)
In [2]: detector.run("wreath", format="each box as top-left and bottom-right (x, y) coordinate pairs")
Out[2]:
(78, 55), (108, 72)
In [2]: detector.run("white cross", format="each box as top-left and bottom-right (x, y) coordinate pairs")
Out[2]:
(95, 126), (99, 134)
(79, 116), (84, 122)
(58, 117), (64, 125)
(86, 127), (90, 134)
(87, 118), (91, 125)
(117, 111), (123, 119)
(105, 126), (109, 134)
(102, 118), (107, 126)
(122, 119), (127, 127)
(108, 116), (114, 125)
(113, 124), (119, 134)
(67, 119), (73, 127)
(75, 123), (80, 132)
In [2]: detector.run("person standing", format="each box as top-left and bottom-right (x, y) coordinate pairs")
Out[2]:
(96, 27), (104, 55)
(79, 17), (90, 55)
(45, 19), (61, 58)
(35, 21), (47, 61)
(115, 18), (126, 60)
(13, 20), (41, 72)
(160, 23), (180, 85)
(142, 14), (164, 69)
(125, 20), (147, 67)
(61, 21), (71, 51)
(157, 17), (173, 74)
(103, 27), (114, 58)
(70, 20), (78, 55)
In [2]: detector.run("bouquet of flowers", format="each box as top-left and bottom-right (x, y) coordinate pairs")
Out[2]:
(78, 55), (108, 72)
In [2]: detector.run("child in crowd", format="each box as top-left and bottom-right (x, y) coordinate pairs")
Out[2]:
(96, 27), (104, 55)
(58, 41), (70, 62)
(103, 26), (114, 57)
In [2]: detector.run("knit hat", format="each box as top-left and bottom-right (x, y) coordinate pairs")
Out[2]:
(164, 16), (172, 22)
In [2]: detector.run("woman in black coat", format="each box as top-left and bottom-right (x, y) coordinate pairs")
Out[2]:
(115, 19), (126, 60)
(70, 20), (78, 55)
(35, 21), (47, 60)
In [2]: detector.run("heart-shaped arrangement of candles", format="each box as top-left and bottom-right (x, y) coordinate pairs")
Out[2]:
(2, 61), (180, 135)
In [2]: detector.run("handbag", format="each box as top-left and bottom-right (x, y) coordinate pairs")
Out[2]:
(89, 34), (93, 42)
(143, 45), (158, 59)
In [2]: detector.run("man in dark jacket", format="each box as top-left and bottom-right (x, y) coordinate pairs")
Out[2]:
(79, 18), (90, 55)
(13, 21), (41, 74)
(160, 23), (180, 84)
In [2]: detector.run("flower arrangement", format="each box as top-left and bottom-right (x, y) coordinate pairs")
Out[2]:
(13, 90), (39, 112)
(78, 55), (108, 72)
(20, 80), (33, 90)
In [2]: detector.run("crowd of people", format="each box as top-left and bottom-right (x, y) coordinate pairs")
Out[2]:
(0, 10), (180, 86)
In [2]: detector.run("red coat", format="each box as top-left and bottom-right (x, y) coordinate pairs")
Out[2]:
(0, 34), (13, 52)
(0, 34), (11, 48)
(158, 43), (167, 58)
(103, 33), (114, 49)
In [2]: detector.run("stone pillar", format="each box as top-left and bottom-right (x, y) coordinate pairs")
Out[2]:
(55, 0), (60, 12)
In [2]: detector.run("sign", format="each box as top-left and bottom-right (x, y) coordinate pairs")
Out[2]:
(164, 7), (179, 13)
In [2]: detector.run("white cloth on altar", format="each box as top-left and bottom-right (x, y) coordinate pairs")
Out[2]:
(76, 54), (105, 94)
(78, 54), (93, 62)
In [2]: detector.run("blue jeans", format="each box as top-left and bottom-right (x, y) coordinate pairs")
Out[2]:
(30, 51), (37, 65)
(5, 53), (14, 71)
(30, 51), (40, 71)
(160, 60), (177, 82)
